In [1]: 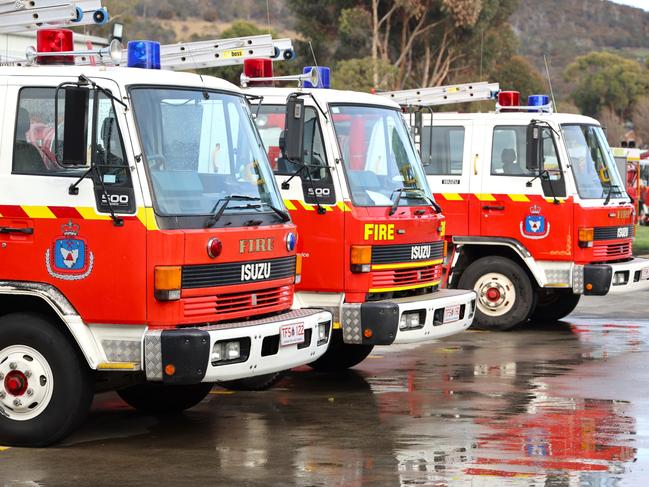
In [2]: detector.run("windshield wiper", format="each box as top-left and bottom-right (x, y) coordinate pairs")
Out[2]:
(603, 184), (623, 206)
(206, 195), (260, 227)
(235, 202), (290, 223)
(389, 188), (442, 216)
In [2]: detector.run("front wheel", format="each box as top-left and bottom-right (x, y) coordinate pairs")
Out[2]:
(0, 312), (94, 447)
(117, 383), (213, 414)
(530, 289), (581, 323)
(458, 256), (536, 331)
(308, 330), (374, 372)
(219, 372), (286, 391)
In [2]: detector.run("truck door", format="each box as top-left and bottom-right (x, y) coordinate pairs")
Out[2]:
(0, 78), (146, 323)
(477, 122), (573, 259)
(423, 118), (474, 235)
(256, 104), (344, 291)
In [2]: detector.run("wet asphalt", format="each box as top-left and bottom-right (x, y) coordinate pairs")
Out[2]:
(1, 292), (648, 486)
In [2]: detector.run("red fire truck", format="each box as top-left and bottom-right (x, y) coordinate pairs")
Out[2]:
(242, 60), (476, 370)
(380, 84), (649, 330)
(0, 30), (332, 446)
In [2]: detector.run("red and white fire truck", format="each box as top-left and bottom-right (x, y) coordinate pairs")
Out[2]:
(380, 84), (649, 330)
(242, 60), (477, 370)
(0, 29), (332, 446)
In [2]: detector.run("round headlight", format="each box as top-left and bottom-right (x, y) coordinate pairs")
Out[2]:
(286, 232), (297, 251)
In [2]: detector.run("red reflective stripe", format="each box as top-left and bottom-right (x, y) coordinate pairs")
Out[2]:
(0, 205), (28, 218)
(48, 206), (83, 219)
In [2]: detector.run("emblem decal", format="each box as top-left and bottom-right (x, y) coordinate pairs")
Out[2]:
(45, 220), (94, 280)
(520, 205), (550, 240)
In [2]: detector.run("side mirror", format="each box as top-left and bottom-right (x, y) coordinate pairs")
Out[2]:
(284, 95), (305, 163)
(526, 122), (541, 172)
(55, 85), (91, 166)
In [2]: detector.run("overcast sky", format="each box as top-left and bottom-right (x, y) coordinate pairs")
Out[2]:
(609, 0), (649, 10)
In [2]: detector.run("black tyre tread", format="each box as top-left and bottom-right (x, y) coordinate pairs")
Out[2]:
(530, 290), (581, 322)
(219, 371), (286, 391)
(458, 256), (536, 331)
(117, 382), (213, 413)
(0, 312), (94, 447)
(308, 330), (374, 372)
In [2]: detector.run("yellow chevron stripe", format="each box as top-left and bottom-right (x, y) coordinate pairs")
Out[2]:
(136, 207), (159, 231)
(22, 206), (56, 219)
(508, 194), (530, 202)
(369, 280), (441, 293)
(337, 201), (352, 212)
(76, 207), (112, 221)
(283, 199), (298, 211)
(298, 201), (315, 211)
(544, 197), (566, 204)
(371, 259), (443, 270)
(475, 193), (496, 201)
(441, 193), (463, 201)
(0, 446), (9, 452)
(440, 220), (446, 238)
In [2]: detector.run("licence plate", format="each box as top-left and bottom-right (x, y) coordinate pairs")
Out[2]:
(617, 227), (629, 238)
(443, 305), (461, 323)
(280, 322), (305, 346)
(641, 267), (649, 280)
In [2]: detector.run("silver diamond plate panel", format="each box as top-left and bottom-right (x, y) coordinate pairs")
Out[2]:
(341, 303), (362, 344)
(102, 340), (141, 363)
(144, 330), (163, 381)
(572, 265), (584, 294)
(545, 269), (571, 285)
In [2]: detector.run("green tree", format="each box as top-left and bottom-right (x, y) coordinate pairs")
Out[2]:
(331, 56), (396, 92)
(564, 51), (649, 118)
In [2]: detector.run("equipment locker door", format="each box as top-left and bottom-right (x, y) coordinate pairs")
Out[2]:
(0, 77), (147, 323)
(476, 121), (573, 259)
(423, 117), (477, 236)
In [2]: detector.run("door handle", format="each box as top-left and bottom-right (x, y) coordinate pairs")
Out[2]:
(0, 227), (34, 235)
(482, 205), (505, 211)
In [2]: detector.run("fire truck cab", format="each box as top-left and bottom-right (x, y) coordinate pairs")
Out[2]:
(418, 93), (649, 329)
(0, 33), (332, 446)
(247, 67), (476, 370)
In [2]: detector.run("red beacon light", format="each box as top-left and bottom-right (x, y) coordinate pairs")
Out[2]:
(241, 58), (274, 87)
(36, 29), (75, 65)
(497, 91), (521, 112)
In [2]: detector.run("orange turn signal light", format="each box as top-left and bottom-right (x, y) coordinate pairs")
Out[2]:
(578, 227), (594, 248)
(363, 328), (373, 338)
(164, 364), (176, 376)
(154, 266), (182, 301)
(351, 245), (372, 273)
(295, 254), (303, 284)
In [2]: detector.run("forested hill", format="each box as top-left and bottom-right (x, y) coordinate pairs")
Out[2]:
(511, 0), (649, 97)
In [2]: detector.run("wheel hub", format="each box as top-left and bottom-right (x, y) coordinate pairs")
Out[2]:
(4, 370), (28, 396)
(0, 345), (53, 421)
(474, 272), (516, 317)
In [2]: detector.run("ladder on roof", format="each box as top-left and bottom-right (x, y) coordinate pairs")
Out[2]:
(75, 34), (295, 70)
(379, 81), (500, 107)
(0, 0), (107, 34)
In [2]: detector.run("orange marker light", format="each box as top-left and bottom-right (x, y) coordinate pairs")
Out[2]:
(586, 283), (593, 291)
(363, 328), (373, 338)
(164, 364), (176, 376)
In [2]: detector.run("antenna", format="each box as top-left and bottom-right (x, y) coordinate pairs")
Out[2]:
(543, 54), (557, 112)
(308, 40), (319, 70)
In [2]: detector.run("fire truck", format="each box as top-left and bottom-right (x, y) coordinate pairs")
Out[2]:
(241, 59), (477, 370)
(380, 83), (649, 330)
(0, 27), (332, 446)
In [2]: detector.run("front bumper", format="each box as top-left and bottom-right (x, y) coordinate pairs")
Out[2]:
(143, 309), (332, 384)
(340, 289), (476, 345)
(573, 257), (649, 295)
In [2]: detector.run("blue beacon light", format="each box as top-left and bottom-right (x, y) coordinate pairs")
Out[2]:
(302, 66), (331, 89)
(528, 94), (550, 111)
(127, 40), (161, 69)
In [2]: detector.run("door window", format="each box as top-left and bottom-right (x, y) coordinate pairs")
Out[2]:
(491, 126), (534, 176)
(421, 126), (465, 175)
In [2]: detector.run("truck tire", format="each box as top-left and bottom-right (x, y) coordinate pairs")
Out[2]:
(458, 256), (535, 331)
(308, 330), (374, 371)
(117, 383), (213, 414)
(218, 371), (286, 391)
(0, 312), (94, 447)
(530, 289), (581, 323)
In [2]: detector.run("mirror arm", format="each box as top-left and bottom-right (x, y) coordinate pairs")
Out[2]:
(68, 167), (94, 195)
(280, 163), (306, 189)
(78, 75), (127, 110)
(288, 92), (328, 121)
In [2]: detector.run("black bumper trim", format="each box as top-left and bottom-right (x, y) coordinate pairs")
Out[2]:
(360, 301), (400, 345)
(583, 264), (612, 295)
(161, 329), (210, 384)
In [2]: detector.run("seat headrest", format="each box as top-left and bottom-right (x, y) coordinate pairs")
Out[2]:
(501, 148), (516, 165)
(16, 108), (31, 140)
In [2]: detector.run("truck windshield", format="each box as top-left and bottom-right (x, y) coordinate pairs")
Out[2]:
(562, 124), (626, 200)
(330, 104), (432, 207)
(130, 87), (283, 216)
